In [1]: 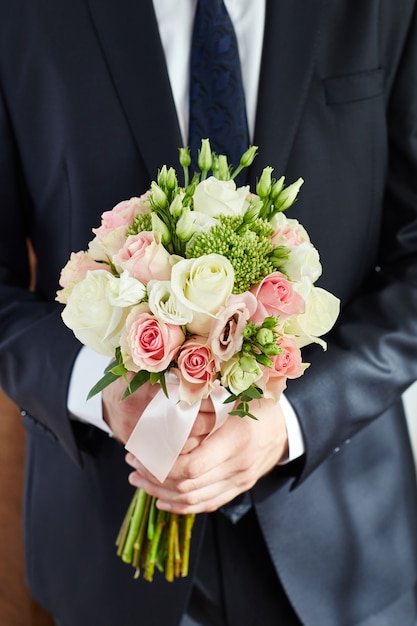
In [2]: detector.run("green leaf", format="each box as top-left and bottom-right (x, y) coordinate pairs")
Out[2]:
(159, 374), (169, 398)
(223, 394), (239, 404)
(110, 363), (128, 377)
(87, 370), (121, 400)
(241, 385), (263, 401)
(122, 371), (151, 399)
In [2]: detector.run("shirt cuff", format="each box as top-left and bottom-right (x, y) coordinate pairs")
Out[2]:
(67, 346), (113, 436)
(278, 392), (305, 464)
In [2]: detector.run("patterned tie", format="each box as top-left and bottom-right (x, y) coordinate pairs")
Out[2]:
(188, 0), (250, 175)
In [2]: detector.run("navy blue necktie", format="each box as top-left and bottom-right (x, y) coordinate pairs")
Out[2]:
(188, 0), (250, 174)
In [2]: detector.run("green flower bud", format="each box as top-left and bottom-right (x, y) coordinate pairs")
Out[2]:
(256, 328), (275, 346)
(261, 316), (279, 329)
(166, 167), (178, 190)
(243, 199), (262, 223)
(169, 193), (184, 218)
(217, 154), (231, 180)
(175, 208), (194, 242)
(198, 138), (213, 172)
(150, 181), (168, 209)
(256, 166), (273, 198)
(151, 213), (171, 245)
(242, 322), (257, 338)
(157, 165), (168, 188)
(240, 145), (258, 168)
(256, 354), (273, 368)
(263, 343), (282, 356)
(275, 177), (304, 211)
(179, 147), (191, 169)
(271, 175), (285, 200)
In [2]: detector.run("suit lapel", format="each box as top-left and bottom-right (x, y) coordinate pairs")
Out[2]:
(252, 0), (325, 179)
(86, 0), (182, 180)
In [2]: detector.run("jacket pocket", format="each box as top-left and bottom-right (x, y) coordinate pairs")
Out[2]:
(323, 67), (384, 105)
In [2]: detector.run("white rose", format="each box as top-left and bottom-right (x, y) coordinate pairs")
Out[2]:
(61, 270), (128, 356)
(107, 270), (146, 307)
(284, 285), (340, 348)
(171, 254), (235, 335)
(147, 280), (193, 325)
(282, 242), (322, 283)
(193, 176), (250, 218)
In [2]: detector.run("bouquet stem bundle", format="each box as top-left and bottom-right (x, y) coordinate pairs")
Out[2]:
(116, 488), (195, 582)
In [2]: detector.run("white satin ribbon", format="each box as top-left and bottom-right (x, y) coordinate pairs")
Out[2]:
(125, 377), (231, 483)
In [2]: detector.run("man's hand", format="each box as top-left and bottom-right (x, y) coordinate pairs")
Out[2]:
(102, 377), (159, 444)
(125, 398), (288, 514)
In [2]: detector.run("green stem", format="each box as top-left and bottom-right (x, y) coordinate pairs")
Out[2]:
(181, 514), (196, 578)
(165, 513), (179, 582)
(121, 488), (148, 563)
(147, 496), (157, 540)
(144, 509), (167, 582)
(132, 494), (152, 573)
(115, 489), (138, 556)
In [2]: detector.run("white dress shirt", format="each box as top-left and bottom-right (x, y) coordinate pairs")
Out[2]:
(68, 0), (305, 461)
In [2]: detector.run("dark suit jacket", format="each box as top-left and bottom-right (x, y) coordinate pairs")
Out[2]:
(1, 0), (417, 624)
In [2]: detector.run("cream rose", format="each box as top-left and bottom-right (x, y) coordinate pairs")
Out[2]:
(281, 242), (322, 283)
(192, 176), (250, 218)
(285, 285), (340, 348)
(61, 270), (128, 356)
(171, 254), (235, 335)
(147, 280), (193, 326)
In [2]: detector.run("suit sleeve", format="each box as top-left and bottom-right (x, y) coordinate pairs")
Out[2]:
(0, 87), (81, 464)
(286, 5), (417, 481)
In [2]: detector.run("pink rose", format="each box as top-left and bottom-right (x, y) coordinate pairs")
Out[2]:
(93, 195), (150, 242)
(208, 291), (258, 368)
(59, 251), (109, 287)
(251, 272), (305, 325)
(176, 337), (217, 404)
(88, 195), (151, 261)
(56, 251), (111, 304)
(270, 213), (310, 247)
(120, 305), (185, 373)
(113, 232), (172, 284)
(258, 336), (306, 402)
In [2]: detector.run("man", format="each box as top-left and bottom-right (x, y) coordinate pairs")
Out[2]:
(1, 1), (417, 625)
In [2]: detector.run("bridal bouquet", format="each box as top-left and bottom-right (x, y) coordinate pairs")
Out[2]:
(56, 140), (340, 582)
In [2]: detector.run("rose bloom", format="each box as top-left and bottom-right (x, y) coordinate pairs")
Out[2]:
(106, 270), (146, 307)
(258, 336), (307, 402)
(285, 285), (340, 349)
(193, 176), (250, 218)
(251, 272), (305, 325)
(270, 212), (311, 247)
(281, 242), (322, 283)
(208, 291), (258, 369)
(147, 280), (193, 326)
(113, 232), (172, 284)
(56, 251), (110, 304)
(88, 195), (151, 261)
(176, 337), (217, 405)
(171, 253), (235, 335)
(120, 304), (185, 373)
(94, 195), (150, 241)
(61, 270), (128, 356)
